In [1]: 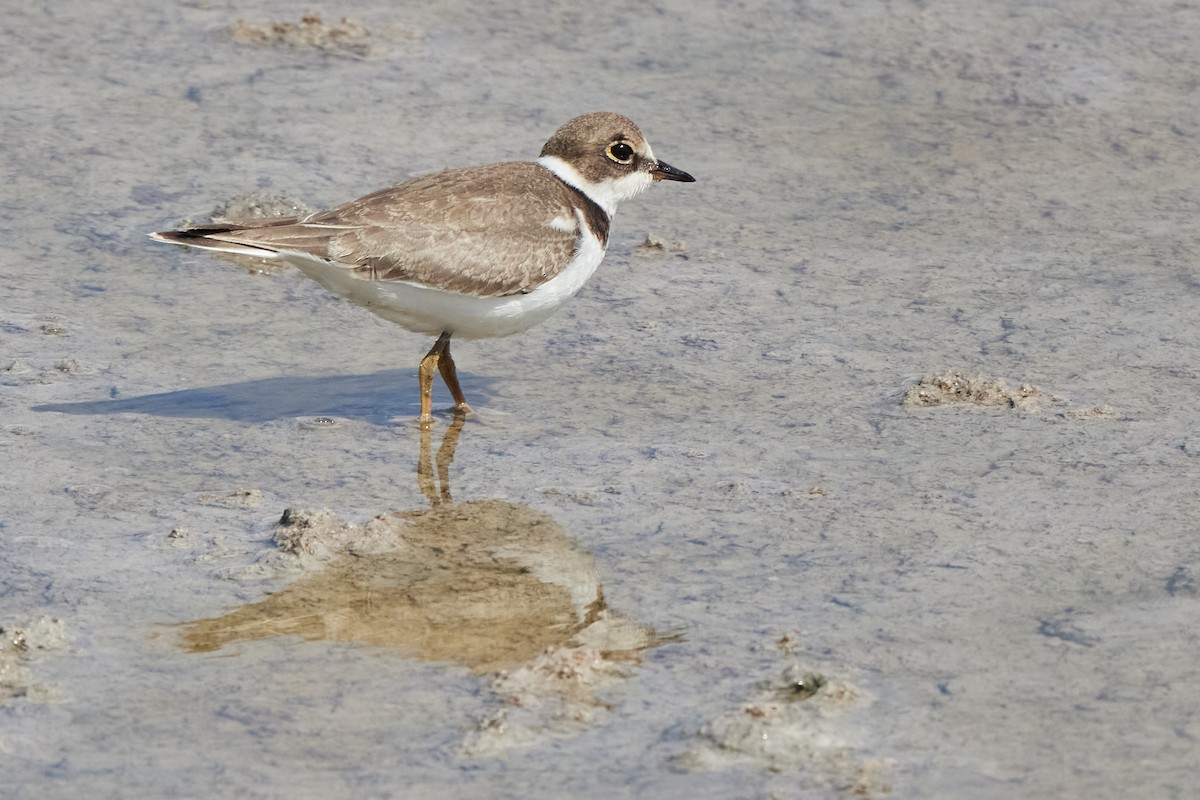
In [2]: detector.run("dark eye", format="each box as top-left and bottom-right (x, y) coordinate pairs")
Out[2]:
(606, 141), (634, 164)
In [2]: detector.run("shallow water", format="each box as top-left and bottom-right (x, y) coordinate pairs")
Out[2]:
(3, 1), (1199, 797)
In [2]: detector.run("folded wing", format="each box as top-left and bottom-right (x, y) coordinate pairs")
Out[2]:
(151, 163), (587, 298)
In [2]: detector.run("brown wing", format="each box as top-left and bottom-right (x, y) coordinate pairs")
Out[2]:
(187, 163), (588, 298)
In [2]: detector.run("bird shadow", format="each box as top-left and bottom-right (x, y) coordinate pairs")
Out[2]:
(32, 369), (493, 426)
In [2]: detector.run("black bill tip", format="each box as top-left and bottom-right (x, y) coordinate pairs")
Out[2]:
(651, 160), (696, 183)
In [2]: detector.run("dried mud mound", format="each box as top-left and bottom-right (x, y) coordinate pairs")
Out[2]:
(0, 617), (67, 703)
(904, 371), (1116, 418)
(904, 371), (1061, 411)
(227, 15), (423, 58)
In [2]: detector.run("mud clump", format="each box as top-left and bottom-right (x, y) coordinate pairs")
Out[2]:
(904, 371), (1057, 411)
(228, 15), (423, 58)
(675, 660), (891, 795)
(229, 15), (376, 57)
(636, 234), (688, 256)
(1, 618), (68, 703)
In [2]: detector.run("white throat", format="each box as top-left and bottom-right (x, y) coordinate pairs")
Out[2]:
(537, 155), (652, 218)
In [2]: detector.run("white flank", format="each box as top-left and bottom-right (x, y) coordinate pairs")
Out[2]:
(281, 210), (607, 341)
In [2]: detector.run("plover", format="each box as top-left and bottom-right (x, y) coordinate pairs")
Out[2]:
(150, 112), (694, 425)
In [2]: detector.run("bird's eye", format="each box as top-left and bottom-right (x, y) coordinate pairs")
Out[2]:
(606, 141), (635, 164)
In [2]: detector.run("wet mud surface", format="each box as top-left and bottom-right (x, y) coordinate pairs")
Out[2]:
(3, 1), (1199, 798)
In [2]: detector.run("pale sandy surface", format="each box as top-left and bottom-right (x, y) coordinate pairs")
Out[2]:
(3, 1), (1199, 798)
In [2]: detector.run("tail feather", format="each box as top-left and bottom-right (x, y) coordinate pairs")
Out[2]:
(151, 209), (315, 258)
(148, 227), (287, 259)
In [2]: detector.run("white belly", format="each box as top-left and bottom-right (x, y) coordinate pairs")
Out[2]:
(285, 223), (607, 340)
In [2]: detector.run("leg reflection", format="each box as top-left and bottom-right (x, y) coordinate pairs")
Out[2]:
(417, 413), (466, 506)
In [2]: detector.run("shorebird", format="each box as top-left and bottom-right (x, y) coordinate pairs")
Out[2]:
(150, 112), (694, 426)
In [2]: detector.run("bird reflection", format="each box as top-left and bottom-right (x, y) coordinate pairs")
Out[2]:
(178, 418), (665, 674)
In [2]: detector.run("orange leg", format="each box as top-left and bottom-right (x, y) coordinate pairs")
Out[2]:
(437, 337), (472, 417)
(418, 332), (472, 427)
(417, 332), (450, 427)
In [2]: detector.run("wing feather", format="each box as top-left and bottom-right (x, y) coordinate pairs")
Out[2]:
(179, 163), (592, 298)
